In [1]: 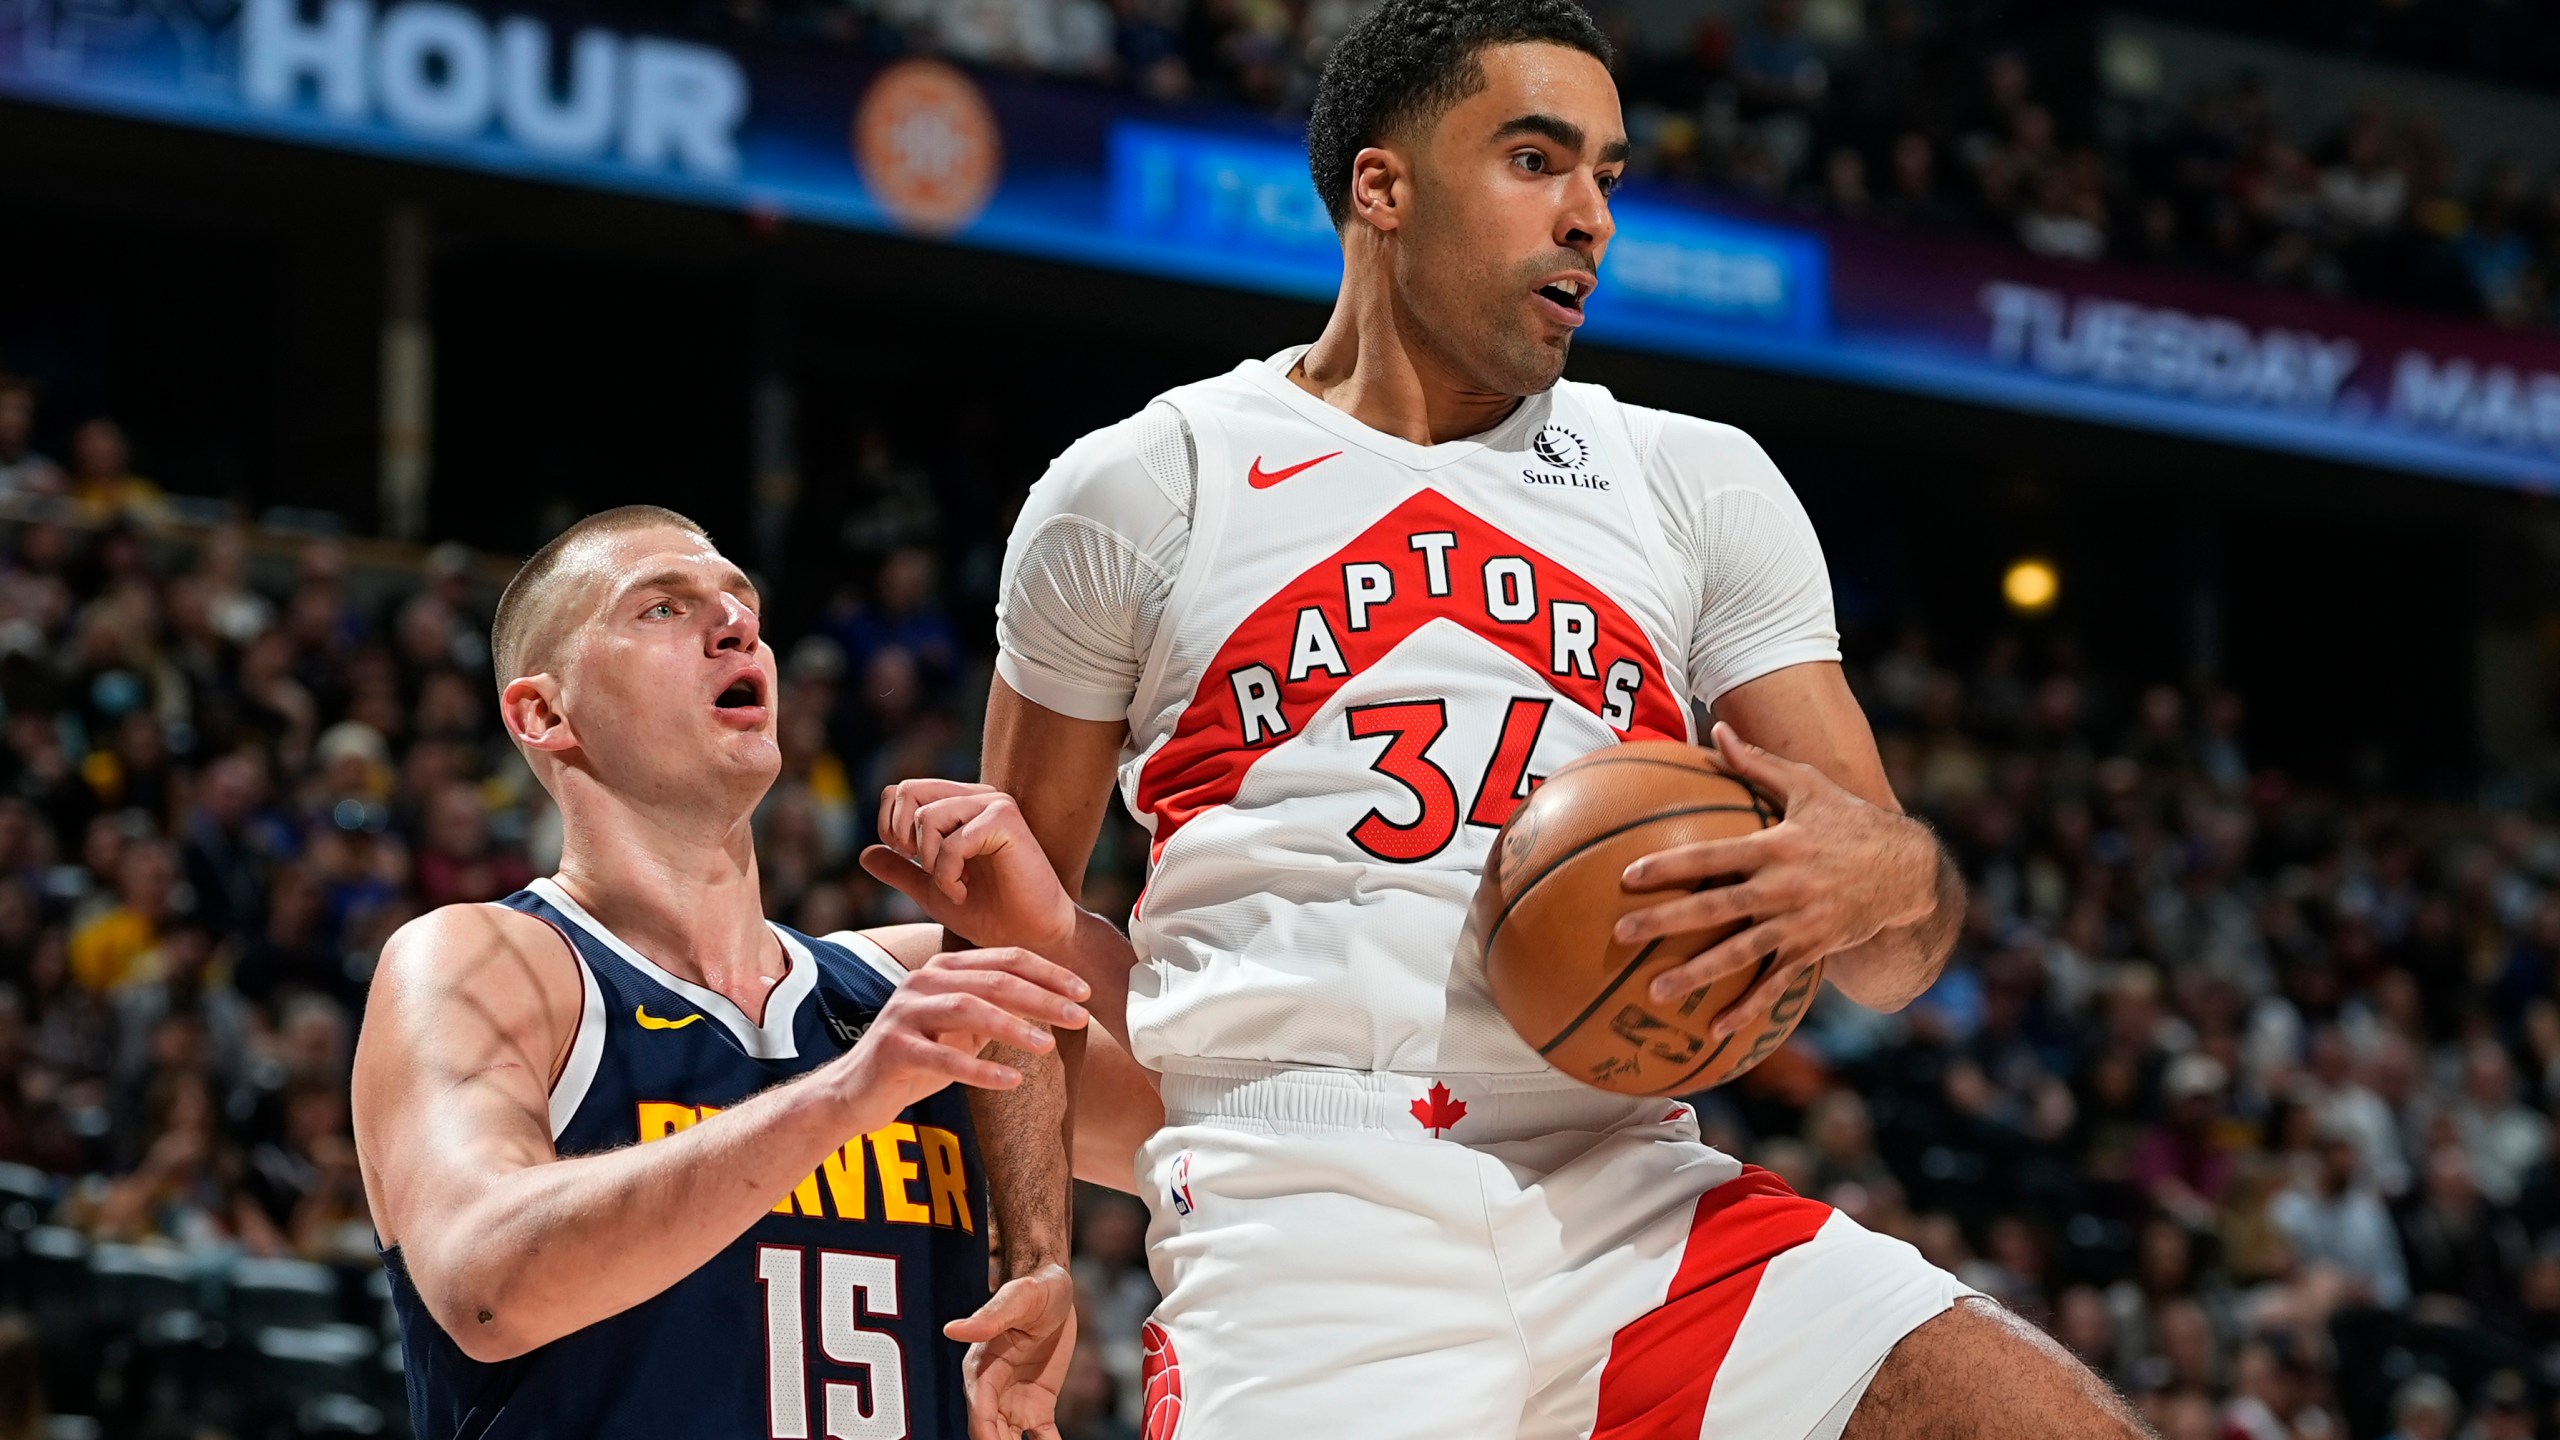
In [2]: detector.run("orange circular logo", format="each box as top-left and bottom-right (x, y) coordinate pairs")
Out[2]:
(852, 59), (1002, 235)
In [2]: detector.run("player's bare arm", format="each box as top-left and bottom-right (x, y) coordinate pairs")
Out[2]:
(864, 770), (1166, 1194)
(867, 677), (1131, 1439)
(352, 900), (1087, 1364)
(1611, 661), (1964, 1038)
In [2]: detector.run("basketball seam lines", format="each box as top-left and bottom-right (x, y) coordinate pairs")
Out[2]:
(1481, 803), (1767, 955)
(1487, 759), (1782, 1079)
(1530, 923), (1687, 1054)
(1656, 955), (1777, 1092)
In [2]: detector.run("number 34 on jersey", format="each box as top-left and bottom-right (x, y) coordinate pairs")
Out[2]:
(1135, 490), (1691, 862)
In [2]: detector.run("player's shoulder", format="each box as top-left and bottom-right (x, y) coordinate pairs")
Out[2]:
(1019, 369), (1269, 533)
(1044, 360), (1255, 467)
(1595, 395), (1794, 500)
(376, 900), (574, 1001)
(368, 901), (583, 1045)
(382, 898), (553, 967)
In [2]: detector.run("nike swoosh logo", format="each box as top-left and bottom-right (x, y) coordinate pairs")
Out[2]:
(635, 1006), (702, 1031)
(1247, 451), (1342, 489)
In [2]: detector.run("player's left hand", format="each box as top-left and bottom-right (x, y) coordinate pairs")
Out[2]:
(945, 1262), (1076, 1440)
(862, 780), (1079, 956)
(1613, 722), (1942, 1039)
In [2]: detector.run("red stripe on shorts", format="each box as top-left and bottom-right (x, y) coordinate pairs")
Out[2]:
(1590, 1166), (1833, 1440)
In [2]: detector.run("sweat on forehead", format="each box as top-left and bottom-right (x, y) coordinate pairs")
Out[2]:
(489, 505), (714, 685)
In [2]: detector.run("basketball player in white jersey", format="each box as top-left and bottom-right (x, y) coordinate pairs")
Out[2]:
(871, 3), (2156, 1436)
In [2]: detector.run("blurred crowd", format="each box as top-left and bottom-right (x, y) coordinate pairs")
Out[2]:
(1737, 631), (2560, 1440)
(1609, 6), (2560, 329)
(0, 388), (2555, 1440)
(642, 0), (2560, 332)
(2127, 0), (2560, 91)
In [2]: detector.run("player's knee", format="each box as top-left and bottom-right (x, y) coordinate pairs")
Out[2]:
(1850, 1298), (2155, 1440)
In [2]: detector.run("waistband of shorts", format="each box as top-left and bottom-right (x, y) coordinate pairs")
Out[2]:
(1156, 1062), (1661, 1143)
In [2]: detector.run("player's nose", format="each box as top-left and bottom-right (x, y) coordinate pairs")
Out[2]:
(708, 592), (760, 654)
(1559, 167), (1615, 254)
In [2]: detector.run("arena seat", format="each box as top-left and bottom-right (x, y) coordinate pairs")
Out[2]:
(256, 1321), (383, 1404)
(230, 1255), (342, 1331)
(85, 1242), (200, 1330)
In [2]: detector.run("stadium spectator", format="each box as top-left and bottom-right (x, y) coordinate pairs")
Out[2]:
(0, 378), (59, 499)
(64, 420), (166, 526)
(2267, 1122), (2410, 1308)
(67, 836), (178, 995)
(2134, 1051), (2240, 1230)
(2397, 1142), (2528, 1322)
(411, 782), (529, 908)
(2384, 1373), (2460, 1440)
(72, 1067), (283, 1254)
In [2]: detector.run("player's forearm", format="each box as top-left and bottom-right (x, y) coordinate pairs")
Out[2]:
(1054, 907), (1138, 1038)
(1056, 908), (1161, 1193)
(1826, 842), (1964, 1013)
(413, 1066), (882, 1361)
(968, 1038), (1074, 1276)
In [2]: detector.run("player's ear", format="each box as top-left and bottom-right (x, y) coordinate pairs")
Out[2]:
(1348, 146), (1407, 233)
(502, 674), (576, 755)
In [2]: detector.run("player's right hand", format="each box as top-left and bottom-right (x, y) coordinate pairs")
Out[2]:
(836, 947), (1090, 1119)
(862, 779), (1079, 955)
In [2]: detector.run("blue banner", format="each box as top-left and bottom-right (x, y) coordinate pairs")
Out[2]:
(3, 0), (2555, 490)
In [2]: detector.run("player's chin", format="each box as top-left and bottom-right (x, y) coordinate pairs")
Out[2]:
(1492, 336), (1572, 395)
(711, 729), (782, 772)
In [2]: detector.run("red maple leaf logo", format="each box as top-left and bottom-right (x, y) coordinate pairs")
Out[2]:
(1409, 1081), (1469, 1137)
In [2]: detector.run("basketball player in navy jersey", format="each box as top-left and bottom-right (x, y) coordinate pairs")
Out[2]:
(351, 506), (1093, 1439)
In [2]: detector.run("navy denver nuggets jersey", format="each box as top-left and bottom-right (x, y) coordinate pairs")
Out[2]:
(386, 878), (989, 1440)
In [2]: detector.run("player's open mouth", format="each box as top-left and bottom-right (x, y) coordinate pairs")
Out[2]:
(714, 676), (765, 711)
(1535, 274), (1591, 325)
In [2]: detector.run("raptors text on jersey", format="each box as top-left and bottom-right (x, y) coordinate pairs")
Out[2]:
(1115, 360), (1703, 1081)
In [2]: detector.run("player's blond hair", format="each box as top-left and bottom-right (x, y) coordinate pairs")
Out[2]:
(489, 505), (711, 687)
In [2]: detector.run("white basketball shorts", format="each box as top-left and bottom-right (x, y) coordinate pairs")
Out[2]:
(1131, 1067), (1975, 1440)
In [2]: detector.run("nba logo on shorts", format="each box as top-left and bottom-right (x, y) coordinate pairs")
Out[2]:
(1168, 1151), (1194, 1216)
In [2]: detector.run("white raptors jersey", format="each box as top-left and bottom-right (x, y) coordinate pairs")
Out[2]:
(997, 349), (1840, 1081)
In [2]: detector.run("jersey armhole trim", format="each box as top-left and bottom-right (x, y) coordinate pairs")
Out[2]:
(1129, 390), (1229, 728)
(480, 900), (607, 1143)
(534, 913), (606, 1142)
(821, 929), (911, 988)
(1607, 402), (1701, 735)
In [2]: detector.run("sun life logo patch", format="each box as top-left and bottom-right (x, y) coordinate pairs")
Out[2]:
(1524, 425), (1606, 491)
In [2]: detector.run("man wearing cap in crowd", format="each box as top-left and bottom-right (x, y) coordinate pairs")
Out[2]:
(2387, 1375), (2458, 1440)
(2137, 1052), (2239, 1231)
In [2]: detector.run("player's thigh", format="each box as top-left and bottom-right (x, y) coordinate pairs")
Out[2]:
(1135, 1125), (1531, 1440)
(1520, 1164), (1974, 1440)
(1843, 1297), (2153, 1440)
(1701, 1207), (1982, 1438)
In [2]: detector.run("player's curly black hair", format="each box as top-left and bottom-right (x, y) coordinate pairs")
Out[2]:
(1306, 0), (1613, 229)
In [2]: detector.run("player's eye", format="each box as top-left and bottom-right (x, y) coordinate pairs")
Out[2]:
(1597, 171), (1622, 197)
(643, 601), (677, 620)
(1513, 149), (1549, 175)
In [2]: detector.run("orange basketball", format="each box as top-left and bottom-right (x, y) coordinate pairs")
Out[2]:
(1471, 741), (1822, 1096)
